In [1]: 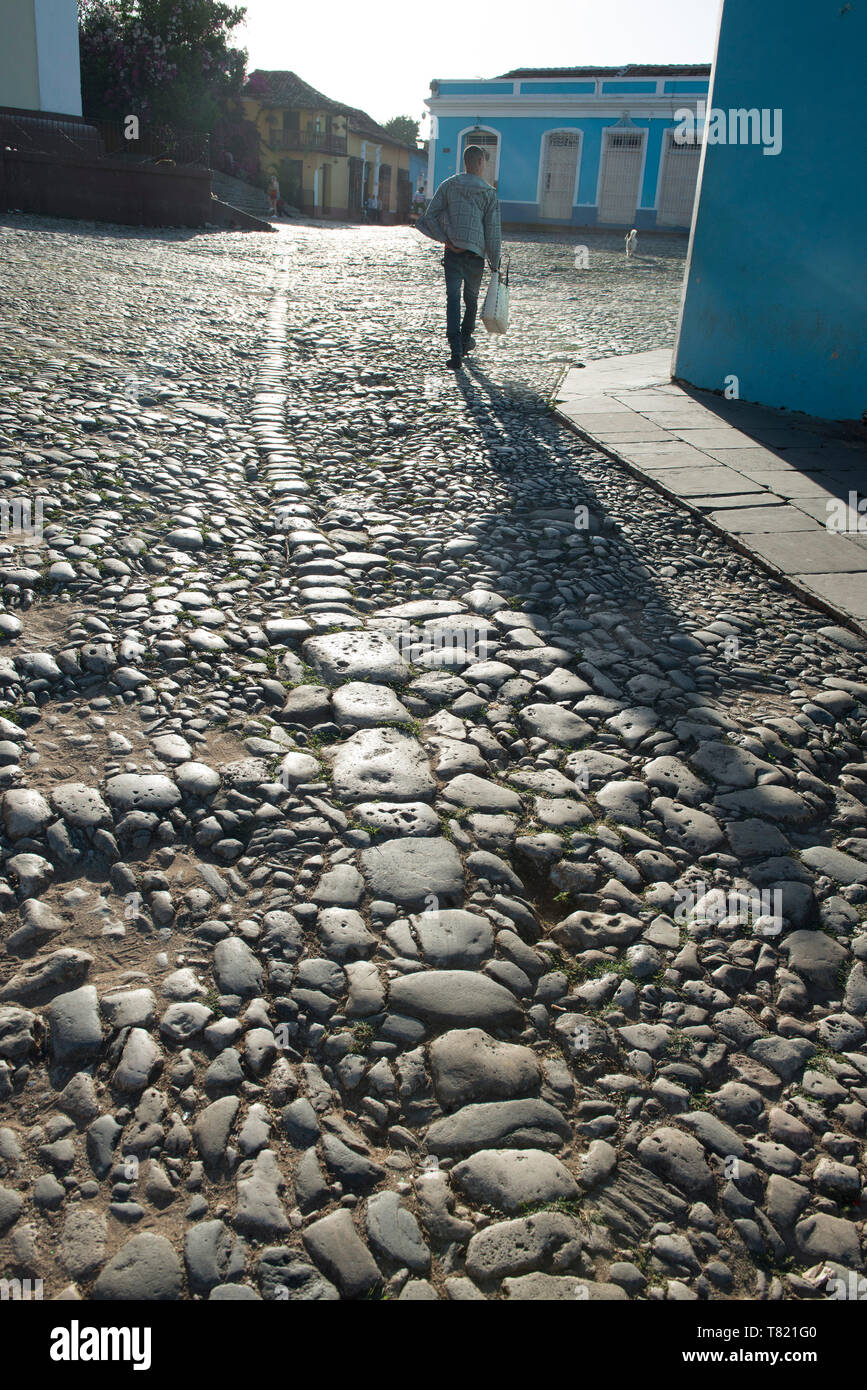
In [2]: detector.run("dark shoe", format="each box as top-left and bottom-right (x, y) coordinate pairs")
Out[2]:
(445, 355), (462, 369)
(461, 335), (476, 354)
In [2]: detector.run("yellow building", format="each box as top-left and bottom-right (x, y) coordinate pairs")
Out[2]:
(241, 70), (418, 221)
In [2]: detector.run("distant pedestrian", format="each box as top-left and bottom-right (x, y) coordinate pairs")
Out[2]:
(268, 174), (280, 217)
(415, 145), (501, 369)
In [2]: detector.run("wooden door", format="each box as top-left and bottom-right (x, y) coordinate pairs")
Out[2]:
(657, 130), (701, 227)
(598, 130), (644, 225)
(540, 131), (579, 218)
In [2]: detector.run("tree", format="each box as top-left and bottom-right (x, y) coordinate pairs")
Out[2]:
(383, 115), (419, 147)
(78, 0), (248, 131)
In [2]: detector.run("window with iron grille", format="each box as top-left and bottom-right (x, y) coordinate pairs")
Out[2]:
(666, 133), (697, 154)
(460, 129), (499, 185)
(462, 130), (498, 151)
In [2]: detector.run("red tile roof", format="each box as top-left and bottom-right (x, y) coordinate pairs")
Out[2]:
(245, 70), (418, 150)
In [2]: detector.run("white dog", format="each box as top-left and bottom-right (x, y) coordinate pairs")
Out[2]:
(625, 229), (638, 258)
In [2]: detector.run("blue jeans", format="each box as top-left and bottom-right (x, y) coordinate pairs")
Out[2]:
(443, 248), (485, 357)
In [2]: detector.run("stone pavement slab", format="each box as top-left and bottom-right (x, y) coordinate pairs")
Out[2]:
(589, 422), (673, 442)
(553, 395), (634, 414)
(674, 428), (761, 450)
(747, 531), (867, 573)
(643, 409), (724, 426)
(570, 411), (646, 432)
(691, 492), (786, 509)
(739, 472), (843, 498)
(794, 497), (852, 524)
(619, 441), (710, 467)
(555, 351), (867, 633)
(800, 574), (867, 619)
(702, 447), (801, 469)
(649, 466), (761, 497)
(708, 506), (822, 534)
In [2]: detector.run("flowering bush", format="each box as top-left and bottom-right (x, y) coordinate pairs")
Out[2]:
(79, 0), (247, 131)
(244, 70), (268, 97)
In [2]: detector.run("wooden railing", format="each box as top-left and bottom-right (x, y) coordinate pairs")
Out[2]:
(268, 131), (347, 155)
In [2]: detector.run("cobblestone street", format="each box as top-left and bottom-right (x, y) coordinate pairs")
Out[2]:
(0, 215), (865, 1302)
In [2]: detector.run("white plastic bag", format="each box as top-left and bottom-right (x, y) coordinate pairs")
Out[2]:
(481, 257), (510, 334)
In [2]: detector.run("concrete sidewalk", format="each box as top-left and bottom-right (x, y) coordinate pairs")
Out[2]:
(554, 349), (867, 631)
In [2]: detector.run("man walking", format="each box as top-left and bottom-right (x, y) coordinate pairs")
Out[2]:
(416, 145), (501, 369)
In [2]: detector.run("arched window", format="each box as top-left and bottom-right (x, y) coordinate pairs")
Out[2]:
(457, 126), (500, 186)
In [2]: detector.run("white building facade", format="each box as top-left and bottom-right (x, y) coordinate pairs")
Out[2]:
(0, 0), (82, 116)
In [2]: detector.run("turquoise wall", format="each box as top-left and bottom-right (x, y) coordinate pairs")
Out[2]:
(519, 82), (596, 94)
(436, 82), (513, 96)
(663, 80), (708, 93)
(409, 150), (427, 190)
(431, 115), (676, 219)
(674, 0), (867, 421)
(429, 77), (710, 227)
(601, 81), (657, 93)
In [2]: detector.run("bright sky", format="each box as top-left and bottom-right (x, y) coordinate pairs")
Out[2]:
(234, 0), (721, 132)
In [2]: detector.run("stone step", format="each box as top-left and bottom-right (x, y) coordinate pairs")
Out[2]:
(210, 171), (271, 218)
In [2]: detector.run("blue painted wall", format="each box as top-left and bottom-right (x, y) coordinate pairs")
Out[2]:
(431, 115), (683, 224)
(600, 81), (657, 94)
(436, 81), (513, 96)
(428, 78), (710, 229)
(663, 80), (708, 94)
(408, 150), (427, 191)
(519, 82), (596, 94)
(674, 0), (867, 421)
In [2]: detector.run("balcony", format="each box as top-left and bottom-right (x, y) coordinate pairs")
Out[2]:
(268, 130), (347, 155)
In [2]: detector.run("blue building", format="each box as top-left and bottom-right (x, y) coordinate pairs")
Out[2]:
(409, 144), (428, 197)
(674, 0), (866, 422)
(425, 65), (710, 232)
